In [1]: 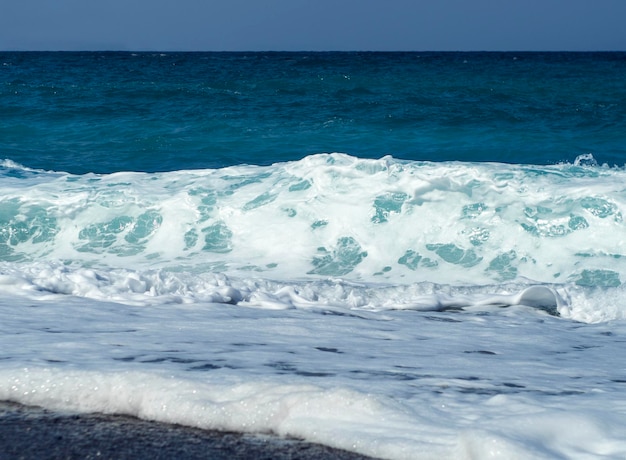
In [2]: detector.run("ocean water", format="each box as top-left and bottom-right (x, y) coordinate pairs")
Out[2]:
(1, 52), (626, 459)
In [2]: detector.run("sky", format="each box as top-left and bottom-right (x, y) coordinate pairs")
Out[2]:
(1, 0), (625, 51)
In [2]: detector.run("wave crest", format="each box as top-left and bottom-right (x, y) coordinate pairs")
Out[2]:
(1, 154), (625, 288)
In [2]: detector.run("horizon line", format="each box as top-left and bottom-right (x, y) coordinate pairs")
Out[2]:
(2, 49), (625, 53)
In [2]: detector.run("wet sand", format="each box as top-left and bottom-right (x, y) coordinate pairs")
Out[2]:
(0, 401), (376, 460)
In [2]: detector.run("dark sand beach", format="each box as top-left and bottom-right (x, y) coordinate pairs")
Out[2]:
(0, 401), (377, 459)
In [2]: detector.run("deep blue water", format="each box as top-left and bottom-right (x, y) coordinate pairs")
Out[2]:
(1, 52), (625, 173)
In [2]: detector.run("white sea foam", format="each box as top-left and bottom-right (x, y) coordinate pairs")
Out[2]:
(0, 291), (625, 459)
(2, 155), (626, 459)
(2, 154), (625, 287)
(5, 367), (624, 459)
(3, 260), (626, 322)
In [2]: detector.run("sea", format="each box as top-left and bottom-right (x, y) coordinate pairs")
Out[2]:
(1, 51), (626, 459)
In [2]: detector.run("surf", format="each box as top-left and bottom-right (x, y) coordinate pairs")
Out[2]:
(1, 153), (624, 285)
(2, 153), (626, 323)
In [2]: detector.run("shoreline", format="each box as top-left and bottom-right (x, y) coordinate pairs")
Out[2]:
(0, 401), (377, 460)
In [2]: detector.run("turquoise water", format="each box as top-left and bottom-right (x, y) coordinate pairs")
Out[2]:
(2, 52), (626, 287)
(2, 52), (625, 173)
(2, 52), (626, 459)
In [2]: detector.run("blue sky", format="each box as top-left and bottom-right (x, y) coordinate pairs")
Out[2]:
(1, 0), (625, 51)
